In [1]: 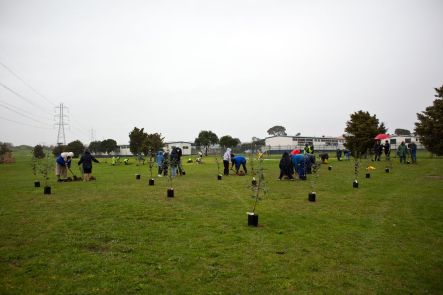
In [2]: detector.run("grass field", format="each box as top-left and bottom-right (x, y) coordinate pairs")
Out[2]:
(1, 150), (442, 294)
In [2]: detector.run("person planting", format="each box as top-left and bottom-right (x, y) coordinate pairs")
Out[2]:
(78, 149), (99, 181)
(231, 154), (247, 175)
(55, 152), (73, 182)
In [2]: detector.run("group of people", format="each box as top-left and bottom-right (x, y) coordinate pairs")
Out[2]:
(223, 148), (248, 175)
(55, 149), (99, 182)
(156, 146), (185, 177)
(278, 150), (315, 180)
(397, 141), (417, 164)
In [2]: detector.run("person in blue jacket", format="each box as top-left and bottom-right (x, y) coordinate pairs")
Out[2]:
(291, 153), (306, 178)
(231, 154), (247, 175)
(156, 150), (164, 176)
(55, 152), (73, 181)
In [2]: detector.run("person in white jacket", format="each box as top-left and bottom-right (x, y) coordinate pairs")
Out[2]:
(223, 148), (232, 176)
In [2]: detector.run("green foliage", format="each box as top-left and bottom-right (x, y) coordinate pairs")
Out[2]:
(267, 125), (287, 136)
(219, 135), (240, 148)
(344, 110), (387, 157)
(415, 85), (443, 156)
(394, 128), (411, 135)
(252, 137), (266, 146)
(129, 127), (146, 156)
(144, 133), (164, 157)
(101, 139), (118, 155)
(67, 140), (85, 158)
(194, 130), (219, 156)
(52, 144), (66, 156)
(32, 145), (45, 159)
(88, 140), (103, 154)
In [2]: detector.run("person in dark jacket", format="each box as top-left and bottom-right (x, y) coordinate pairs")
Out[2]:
(373, 140), (382, 161)
(383, 140), (391, 160)
(170, 147), (179, 177)
(78, 149), (99, 181)
(278, 152), (294, 180)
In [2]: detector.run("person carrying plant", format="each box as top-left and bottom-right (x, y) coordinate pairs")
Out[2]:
(223, 148), (232, 175)
(397, 141), (408, 164)
(231, 154), (247, 175)
(278, 152), (294, 180)
(55, 152), (73, 181)
(78, 149), (99, 181)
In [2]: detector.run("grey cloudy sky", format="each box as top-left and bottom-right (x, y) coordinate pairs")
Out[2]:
(1, 0), (442, 146)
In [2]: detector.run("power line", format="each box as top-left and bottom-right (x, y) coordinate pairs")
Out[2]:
(0, 115), (52, 129)
(0, 99), (50, 122)
(0, 81), (49, 114)
(0, 102), (52, 126)
(0, 60), (55, 107)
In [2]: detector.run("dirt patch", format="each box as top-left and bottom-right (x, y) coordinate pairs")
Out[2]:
(425, 175), (443, 180)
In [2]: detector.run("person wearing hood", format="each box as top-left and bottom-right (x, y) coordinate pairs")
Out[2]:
(78, 149), (99, 181)
(55, 151), (74, 181)
(278, 152), (294, 180)
(223, 148), (232, 175)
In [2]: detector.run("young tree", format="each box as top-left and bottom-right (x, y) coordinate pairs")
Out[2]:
(0, 142), (14, 164)
(415, 85), (443, 156)
(219, 135), (240, 149)
(129, 127), (147, 157)
(344, 111), (387, 157)
(67, 140), (85, 158)
(394, 128), (411, 135)
(194, 130), (219, 156)
(144, 133), (164, 156)
(33, 145), (46, 159)
(267, 125), (287, 136)
(101, 139), (118, 155)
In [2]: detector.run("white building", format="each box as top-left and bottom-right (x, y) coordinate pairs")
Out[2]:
(165, 141), (193, 155)
(264, 135), (346, 152)
(387, 135), (424, 149)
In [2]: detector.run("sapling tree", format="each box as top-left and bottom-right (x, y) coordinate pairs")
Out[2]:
(310, 162), (321, 193)
(250, 157), (268, 214)
(39, 152), (53, 188)
(214, 152), (222, 178)
(31, 145), (46, 183)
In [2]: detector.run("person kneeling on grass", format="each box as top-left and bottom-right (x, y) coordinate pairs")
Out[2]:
(78, 149), (99, 181)
(231, 154), (247, 175)
(55, 152), (73, 181)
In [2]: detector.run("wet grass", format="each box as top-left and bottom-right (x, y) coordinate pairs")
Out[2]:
(0, 151), (442, 294)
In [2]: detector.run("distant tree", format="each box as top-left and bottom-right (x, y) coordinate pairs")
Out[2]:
(394, 128), (411, 135)
(267, 125), (287, 136)
(129, 127), (147, 156)
(88, 140), (102, 154)
(101, 139), (118, 155)
(33, 145), (46, 159)
(0, 142), (14, 163)
(415, 85), (443, 155)
(252, 137), (266, 146)
(344, 110), (387, 157)
(194, 130), (219, 156)
(67, 140), (85, 158)
(52, 145), (66, 156)
(144, 133), (164, 157)
(219, 135), (240, 149)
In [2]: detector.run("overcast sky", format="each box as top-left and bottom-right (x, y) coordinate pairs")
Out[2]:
(1, 0), (442, 146)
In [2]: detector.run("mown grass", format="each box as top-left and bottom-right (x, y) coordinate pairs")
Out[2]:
(0, 150), (442, 294)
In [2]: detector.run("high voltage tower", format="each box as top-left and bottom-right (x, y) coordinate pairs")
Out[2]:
(54, 103), (68, 145)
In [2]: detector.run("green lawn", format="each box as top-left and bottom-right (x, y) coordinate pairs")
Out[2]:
(0, 150), (442, 294)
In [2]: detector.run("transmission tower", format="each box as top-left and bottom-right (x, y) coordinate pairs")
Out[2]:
(89, 128), (95, 143)
(54, 103), (69, 145)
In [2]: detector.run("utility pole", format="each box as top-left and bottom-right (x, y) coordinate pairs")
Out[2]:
(54, 103), (68, 145)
